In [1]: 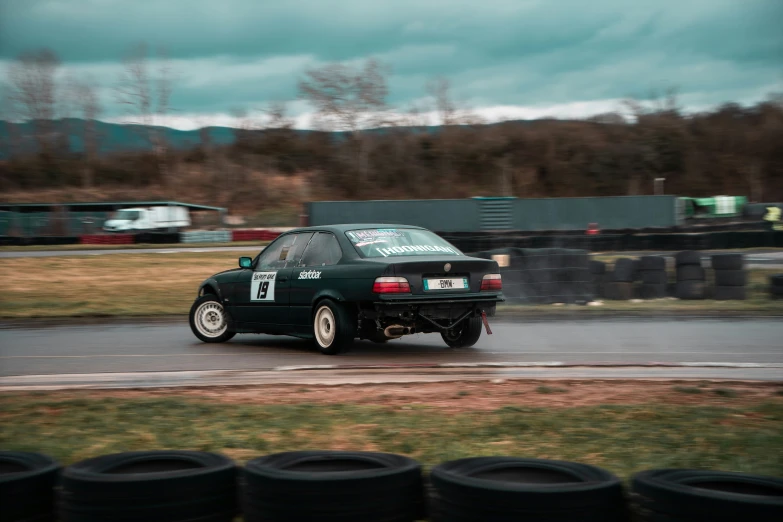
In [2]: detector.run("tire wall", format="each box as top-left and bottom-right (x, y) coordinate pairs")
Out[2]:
(3, 450), (782, 522)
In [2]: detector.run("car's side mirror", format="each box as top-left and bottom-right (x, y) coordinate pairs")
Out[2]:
(239, 257), (252, 269)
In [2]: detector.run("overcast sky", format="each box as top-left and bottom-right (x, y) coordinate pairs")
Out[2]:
(1, 0), (781, 129)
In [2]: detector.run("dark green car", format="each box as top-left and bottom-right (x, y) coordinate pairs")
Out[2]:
(189, 224), (504, 354)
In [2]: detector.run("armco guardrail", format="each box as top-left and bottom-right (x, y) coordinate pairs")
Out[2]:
(2, 450), (781, 522)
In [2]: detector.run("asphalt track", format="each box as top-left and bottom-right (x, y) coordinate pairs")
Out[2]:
(1, 318), (781, 388)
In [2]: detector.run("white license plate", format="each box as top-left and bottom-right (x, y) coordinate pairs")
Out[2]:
(424, 277), (468, 290)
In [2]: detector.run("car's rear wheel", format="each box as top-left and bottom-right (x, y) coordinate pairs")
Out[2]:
(441, 316), (482, 348)
(313, 299), (355, 355)
(189, 294), (236, 343)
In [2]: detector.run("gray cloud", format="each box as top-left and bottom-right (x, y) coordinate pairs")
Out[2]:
(2, 0), (781, 126)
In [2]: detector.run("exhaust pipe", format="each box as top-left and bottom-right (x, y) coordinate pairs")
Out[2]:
(384, 325), (406, 338)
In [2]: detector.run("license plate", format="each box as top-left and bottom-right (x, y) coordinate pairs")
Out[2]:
(424, 277), (468, 290)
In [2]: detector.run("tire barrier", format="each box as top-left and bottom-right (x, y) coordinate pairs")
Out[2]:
(675, 251), (705, 300)
(78, 234), (134, 245)
(5, 449), (783, 522)
(429, 457), (628, 522)
(231, 229), (281, 242)
(58, 450), (237, 522)
(0, 451), (60, 522)
(241, 451), (425, 522)
(180, 230), (232, 244)
(631, 469), (783, 522)
(441, 230), (783, 253)
(588, 260), (606, 298)
(770, 274), (783, 299)
(470, 248), (593, 304)
(710, 253), (748, 301)
(638, 256), (668, 299)
(133, 232), (182, 244)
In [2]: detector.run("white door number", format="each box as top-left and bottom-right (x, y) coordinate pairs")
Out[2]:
(251, 271), (277, 301)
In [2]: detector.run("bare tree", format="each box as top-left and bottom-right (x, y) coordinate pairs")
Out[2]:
(426, 76), (457, 126)
(5, 48), (61, 156)
(298, 58), (390, 186)
(115, 44), (174, 187)
(66, 75), (102, 188)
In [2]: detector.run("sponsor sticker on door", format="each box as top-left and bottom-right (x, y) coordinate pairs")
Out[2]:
(251, 271), (277, 301)
(298, 270), (322, 280)
(424, 277), (469, 291)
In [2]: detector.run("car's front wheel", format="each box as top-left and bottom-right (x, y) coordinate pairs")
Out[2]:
(441, 316), (482, 348)
(313, 299), (355, 355)
(189, 294), (236, 343)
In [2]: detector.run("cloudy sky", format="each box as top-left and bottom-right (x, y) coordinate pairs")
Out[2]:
(1, 0), (781, 129)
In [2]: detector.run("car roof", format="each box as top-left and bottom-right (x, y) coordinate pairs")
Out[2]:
(284, 223), (427, 234)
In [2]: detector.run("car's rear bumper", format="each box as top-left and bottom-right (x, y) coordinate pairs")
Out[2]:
(374, 292), (504, 305)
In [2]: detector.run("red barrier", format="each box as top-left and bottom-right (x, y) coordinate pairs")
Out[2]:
(79, 234), (135, 245)
(231, 229), (282, 242)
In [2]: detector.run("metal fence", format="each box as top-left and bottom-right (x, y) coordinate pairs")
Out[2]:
(308, 196), (682, 232)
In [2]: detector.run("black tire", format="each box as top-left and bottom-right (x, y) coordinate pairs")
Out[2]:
(588, 260), (606, 275)
(605, 282), (633, 301)
(639, 283), (667, 300)
(241, 451), (425, 522)
(714, 269), (748, 287)
(714, 285), (747, 301)
(189, 294), (236, 343)
(711, 253), (744, 271)
(641, 270), (668, 285)
(441, 316), (482, 348)
(59, 451), (237, 522)
(675, 251), (702, 266)
(0, 451), (60, 522)
(631, 469), (783, 522)
(677, 281), (705, 300)
(612, 258), (635, 282)
(430, 457), (627, 522)
(312, 299), (355, 355)
(770, 285), (783, 298)
(770, 274), (783, 287)
(639, 255), (667, 271)
(677, 265), (705, 282)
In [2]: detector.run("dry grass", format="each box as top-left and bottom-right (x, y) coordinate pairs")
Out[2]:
(0, 251), (255, 317)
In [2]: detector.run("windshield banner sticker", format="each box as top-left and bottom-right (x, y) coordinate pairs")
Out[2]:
(251, 271), (277, 301)
(375, 245), (459, 257)
(348, 229), (405, 241)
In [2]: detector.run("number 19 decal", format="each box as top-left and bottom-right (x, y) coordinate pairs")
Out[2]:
(251, 271), (277, 301)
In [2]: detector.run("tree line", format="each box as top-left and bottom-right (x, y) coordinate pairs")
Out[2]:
(1, 46), (782, 213)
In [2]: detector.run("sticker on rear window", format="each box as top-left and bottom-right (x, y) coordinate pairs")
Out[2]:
(251, 271), (277, 301)
(376, 245), (458, 257)
(347, 229), (405, 241)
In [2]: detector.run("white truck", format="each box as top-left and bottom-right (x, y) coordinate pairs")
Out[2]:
(103, 206), (191, 232)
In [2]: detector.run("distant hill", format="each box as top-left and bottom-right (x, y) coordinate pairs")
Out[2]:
(0, 117), (551, 159)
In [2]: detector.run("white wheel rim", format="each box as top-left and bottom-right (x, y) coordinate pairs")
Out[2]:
(195, 301), (228, 338)
(314, 306), (336, 348)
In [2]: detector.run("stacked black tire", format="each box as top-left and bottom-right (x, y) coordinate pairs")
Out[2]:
(588, 260), (607, 299)
(637, 255), (668, 299)
(58, 451), (237, 522)
(606, 257), (634, 300)
(241, 451), (425, 522)
(770, 274), (783, 299)
(429, 457), (628, 521)
(711, 253), (748, 300)
(1, 451), (60, 522)
(631, 468), (783, 521)
(675, 251), (706, 300)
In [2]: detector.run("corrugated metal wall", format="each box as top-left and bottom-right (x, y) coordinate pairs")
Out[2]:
(308, 196), (680, 232)
(307, 199), (481, 232)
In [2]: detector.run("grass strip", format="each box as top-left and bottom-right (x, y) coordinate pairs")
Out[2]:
(1, 394), (781, 479)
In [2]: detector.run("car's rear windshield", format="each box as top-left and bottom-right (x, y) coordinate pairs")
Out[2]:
(345, 228), (462, 258)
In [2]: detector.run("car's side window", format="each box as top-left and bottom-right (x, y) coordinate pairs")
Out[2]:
(254, 234), (297, 270)
(283, 232), (314, 268)
(299, 232), (342, 267)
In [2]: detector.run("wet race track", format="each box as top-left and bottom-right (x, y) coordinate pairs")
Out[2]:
(1, 318), (782, 387)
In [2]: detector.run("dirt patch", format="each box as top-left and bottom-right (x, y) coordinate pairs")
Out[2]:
(10, 379), (782, 412)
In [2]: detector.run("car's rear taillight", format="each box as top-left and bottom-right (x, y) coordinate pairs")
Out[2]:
(373, 277), (411, 294)
(480, 273), (502, 291)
